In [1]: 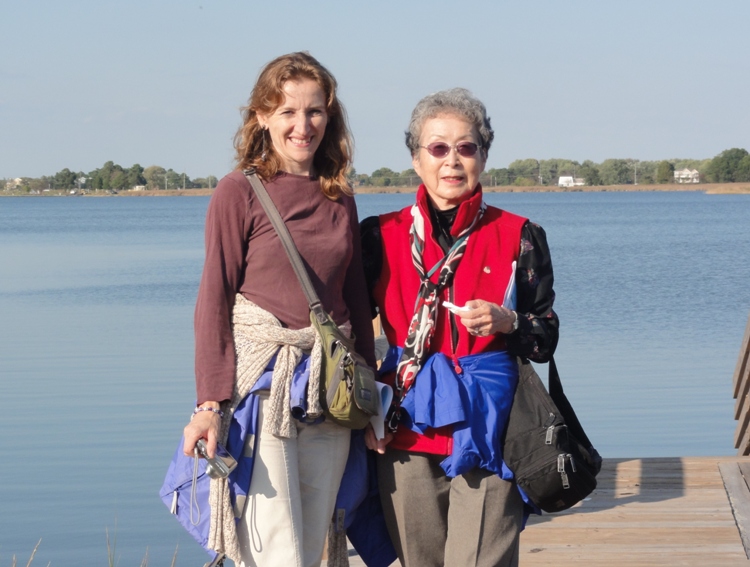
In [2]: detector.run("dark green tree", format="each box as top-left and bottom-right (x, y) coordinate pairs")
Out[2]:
(656, 161), (675, 184)
(486, 168), (511, 186)
(578, 161), (601, 186)
(599, 159), (631, 185)
(706, 148), (749, 182)
(371, 167), (396, 178)
(87, 161), (124, 190)
(356, 173), (372, 187)
(165, 169), (183, 189)
(100, 161), (117, 189)
(371, 167), (396, 187)
(54, 168), (78, 189)
(110, 169), (129, 190)
(507, 159), (539, 185)
(127, 164), (146, 187)
(540, 159), (580, 186)
(635, 161), (657, 184)
(86, 162), (112, 191)
(737, 155), (750, 182)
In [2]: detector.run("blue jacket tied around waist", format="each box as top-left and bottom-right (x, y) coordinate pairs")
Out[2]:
(381, 347), (537, 518)
(160, 354), (397, 566)
(383, 347), (518, 479)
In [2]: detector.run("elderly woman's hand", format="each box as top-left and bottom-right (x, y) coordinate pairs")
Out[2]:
(459, 299), (517, 336)
(364, 423), (393, 454)
(183, 403), (222, 458)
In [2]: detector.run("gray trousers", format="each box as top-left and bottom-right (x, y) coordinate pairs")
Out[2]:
(377, 449), (524, 567)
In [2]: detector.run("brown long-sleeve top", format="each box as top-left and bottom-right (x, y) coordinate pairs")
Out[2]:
(194, 170), (376, 405)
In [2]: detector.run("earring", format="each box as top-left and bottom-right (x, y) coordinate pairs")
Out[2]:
(260, 127), (268, 162)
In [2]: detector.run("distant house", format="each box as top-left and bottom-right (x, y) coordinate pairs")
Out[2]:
(674, 168), (700, 184)
(5, 177), (23, 190)
(558, 176), (586, 187)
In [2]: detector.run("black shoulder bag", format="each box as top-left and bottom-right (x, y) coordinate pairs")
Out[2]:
(502, 357), (603, 513)
(244, 171), (378, 429)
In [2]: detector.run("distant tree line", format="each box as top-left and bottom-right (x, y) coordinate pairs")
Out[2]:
(348, 148), (750, 187)
(3, 161), (218, 192)
(4, 148), (749, 193)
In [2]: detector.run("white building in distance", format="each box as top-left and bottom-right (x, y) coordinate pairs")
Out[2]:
(5, 178), (23, 190)
(674, 168), (700, 183)
(558, 176), (586, 187)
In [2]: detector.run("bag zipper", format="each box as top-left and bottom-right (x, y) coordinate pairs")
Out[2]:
(545, 425), (555, 445)
(557, 453), (570, 489)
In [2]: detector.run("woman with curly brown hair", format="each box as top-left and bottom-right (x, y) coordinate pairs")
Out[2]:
(181, 52), (376, 567)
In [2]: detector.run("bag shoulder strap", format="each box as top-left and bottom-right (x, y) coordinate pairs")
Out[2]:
(244, 171), (327, 322)
(547, 356), (595, 450)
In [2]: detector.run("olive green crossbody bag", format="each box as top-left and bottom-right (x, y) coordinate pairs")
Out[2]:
(244, 171), (378, 429)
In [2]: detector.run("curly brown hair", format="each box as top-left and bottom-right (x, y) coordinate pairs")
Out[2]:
(234, 52), (353, 200)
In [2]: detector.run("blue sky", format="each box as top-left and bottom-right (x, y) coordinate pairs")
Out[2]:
(1, 0), (748, 180)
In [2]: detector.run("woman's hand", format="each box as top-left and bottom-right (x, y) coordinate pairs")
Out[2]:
(364, 423), (393, 454)
(183, 403), (222, 458)
(458, 299), (516, 336)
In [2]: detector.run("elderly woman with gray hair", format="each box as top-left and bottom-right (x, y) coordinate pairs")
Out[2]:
(360, 88), (559, 566)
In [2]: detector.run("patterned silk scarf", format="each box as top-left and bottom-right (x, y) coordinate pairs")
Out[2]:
(387, 200), (486, 431)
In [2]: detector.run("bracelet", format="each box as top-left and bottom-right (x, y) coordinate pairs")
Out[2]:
(508, 310), (519, 334)
(192, 406), (224, 419)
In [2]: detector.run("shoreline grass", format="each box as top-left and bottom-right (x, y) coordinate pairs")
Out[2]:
(6, 533), (178, 567)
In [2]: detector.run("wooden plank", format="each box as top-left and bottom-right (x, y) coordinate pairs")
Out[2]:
(721, 461), (750, 558)
(733, 314), (750, 453)
(732, 313), (750, 399)
(519, 550), (750, 567)
(524, 527), (741, 545)
(735, 405), (750, 452)
(738, 420), (750, 456)
(733, 314), (750, 439)
(734, 386), (750, 423)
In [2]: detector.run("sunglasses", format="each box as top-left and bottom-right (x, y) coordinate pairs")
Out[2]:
(420, 141), (481, 158)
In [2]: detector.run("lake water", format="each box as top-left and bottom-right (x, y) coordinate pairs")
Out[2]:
(1, 191), (749, 565)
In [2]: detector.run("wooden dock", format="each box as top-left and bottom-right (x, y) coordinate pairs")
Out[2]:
(519, 313), (750, 566)
(333, 456), (750, 567)
(327, 314), (750, 566)
(520, 456), (750, 566)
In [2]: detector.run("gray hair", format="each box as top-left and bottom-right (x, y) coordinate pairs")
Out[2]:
(405, 88), (494, 157)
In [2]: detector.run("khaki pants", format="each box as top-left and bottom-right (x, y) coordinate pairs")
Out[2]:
(237, 394), (350, 567)
(378, 449), (524, 567)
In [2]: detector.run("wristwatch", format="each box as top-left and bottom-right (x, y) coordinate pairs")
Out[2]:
(509, 311), (519, 333)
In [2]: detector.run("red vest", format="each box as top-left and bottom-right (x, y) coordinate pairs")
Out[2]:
(374, 186), (527, 454)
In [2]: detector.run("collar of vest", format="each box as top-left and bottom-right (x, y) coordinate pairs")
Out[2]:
(416, 183), (484, 237)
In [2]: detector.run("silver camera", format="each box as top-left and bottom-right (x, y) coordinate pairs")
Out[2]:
(195, 439), (238, 479)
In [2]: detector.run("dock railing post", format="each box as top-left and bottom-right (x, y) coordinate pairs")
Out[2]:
(732, 312), (750, 455)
